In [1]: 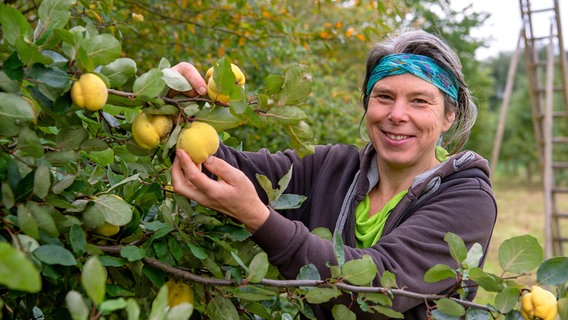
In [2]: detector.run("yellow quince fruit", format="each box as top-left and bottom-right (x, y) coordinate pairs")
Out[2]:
(71, 73), (108, 111)
(167, 279), (194, 307)
(132, 111), (173, 149)
(204, 63), (245, 103)
(176, 121), (219, 164)
(521, 285), (558, 320)
(92, 221), (120, 237)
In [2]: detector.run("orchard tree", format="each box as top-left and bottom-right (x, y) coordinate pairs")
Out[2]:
(1, 1), (568, 320)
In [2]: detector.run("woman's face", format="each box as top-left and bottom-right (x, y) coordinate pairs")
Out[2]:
(366, 73), (455, 171)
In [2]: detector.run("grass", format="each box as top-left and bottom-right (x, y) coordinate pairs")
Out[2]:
(473, 171), (545, 304)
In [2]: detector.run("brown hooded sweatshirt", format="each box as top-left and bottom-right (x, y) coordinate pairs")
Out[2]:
(212, 143), (497, 319)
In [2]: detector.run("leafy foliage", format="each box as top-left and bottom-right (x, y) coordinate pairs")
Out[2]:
(1, 1), (566, 320)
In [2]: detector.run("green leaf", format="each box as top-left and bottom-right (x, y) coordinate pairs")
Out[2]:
(371, 305), (404, 319)
(0, 242), (41, 293)
(494, 286), (519, 314)
(82, 33), (122, 67)
(87, 148), (115, 166)
(65, 290), (89, 320)
(26, 63), (71, 99)
(380, 271), (397, 289)
(162, 67), (192, 92)
(332, 304), (356, 320)
(70, 224), (87, 256)
(333, 231), (345, 267)
(311, 227), (333, 241)
(56, 125), (88, 150)
(35, 0), (76, 44)
(101, 57), (137, 87)
(81, 138), (110, 152)
(133, 68), (166, 99)
(0, 92), (36, 137)
(498, 234), (543, 274)
(444, 232), (467, 265)
(27, 202), (59, 237)
(280, 64), (312, 106)
(305, 287), (340, 304)
(82, 256), (107, 305)
(462, 242), (483, 269)
(34, 244), (77, 266)
(465, 308), (491, 320)
(266, 106), (307, 124)
(247, 252), (269, 283)
(206, 295), (240, 320)
(126, 298), (141, 320)
(263, 74), (285, 94)
(0, 4), (34, 46)
(33, 164), (51, 199)
(424, 264), (457, 283)
(558, 297), (568, 320)
(92, 194), (133, 226)
(435, 298), (465, 317)
(44, 150), (81, 166)
(2, 182), (15, 210)
(468, 267), (503, 292)
(297, 264), (321, 281)
(99, 298), (128, 315)
(17, 126), (44, 158)
(148, 283), (169, 320)
(120, 245), (146, 262)
(17, 205), (39, 239)
(342, 256), (378, 285)
(536, 256), (568, 285)
(195, 105), (242, 132)
(285, 120), (315, 157)
(233, 286), (278, 301)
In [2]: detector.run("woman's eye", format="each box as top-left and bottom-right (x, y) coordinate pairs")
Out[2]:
(412, 98), (428, 104)
(375, 94), (392, 101)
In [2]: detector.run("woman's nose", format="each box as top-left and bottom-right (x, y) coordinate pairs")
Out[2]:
(388, 100), (409, 123)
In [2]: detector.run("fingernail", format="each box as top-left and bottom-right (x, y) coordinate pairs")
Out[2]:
(204, 155), (214, 164)
(198, 86), (207, 95)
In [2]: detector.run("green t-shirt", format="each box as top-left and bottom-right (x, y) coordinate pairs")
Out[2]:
(355, 146), (449, 248)
(355, 190), (407, 248)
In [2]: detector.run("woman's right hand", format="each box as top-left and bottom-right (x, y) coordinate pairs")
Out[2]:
(169, 62), (208, 98)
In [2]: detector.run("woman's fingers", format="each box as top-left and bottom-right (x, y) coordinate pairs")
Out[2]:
(170, 62), (207, 97)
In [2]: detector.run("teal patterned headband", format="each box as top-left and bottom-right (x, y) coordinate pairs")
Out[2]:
(365, 53), (459, 102)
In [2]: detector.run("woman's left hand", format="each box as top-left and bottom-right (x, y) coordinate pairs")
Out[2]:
(171, 150), (270, 231)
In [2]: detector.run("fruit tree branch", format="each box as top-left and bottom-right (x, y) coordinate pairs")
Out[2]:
(97, 245), (495, 314)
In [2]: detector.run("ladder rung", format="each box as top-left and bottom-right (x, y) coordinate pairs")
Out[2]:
(529, 34), (560, 42)
(553, 212), (568, 218)
(526, 7), (556, 14)
(553, 111), (568, 118)
(552, 137), (568, 143)
(552, 187), (568, 193)
(553, 162), (568, 169)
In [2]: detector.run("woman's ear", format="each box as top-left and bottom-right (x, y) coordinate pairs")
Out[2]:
(443, 110), (456, 132)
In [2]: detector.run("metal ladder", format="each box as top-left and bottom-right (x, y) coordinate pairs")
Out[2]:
(519, 0), (568, 257)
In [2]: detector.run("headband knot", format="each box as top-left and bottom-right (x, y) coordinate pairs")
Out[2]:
(365, 53), (459, 102)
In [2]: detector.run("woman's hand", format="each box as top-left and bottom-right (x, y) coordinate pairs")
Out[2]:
(169, 62), (208, 97)
(171, 149), (270, 231)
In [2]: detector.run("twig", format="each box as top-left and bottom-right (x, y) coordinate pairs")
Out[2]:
(97, 245), (496, 314)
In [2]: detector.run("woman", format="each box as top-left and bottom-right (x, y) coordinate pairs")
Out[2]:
(171, 29), (497, 319)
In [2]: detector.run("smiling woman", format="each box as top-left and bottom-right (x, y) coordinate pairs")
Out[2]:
(170, 28), (497, 319)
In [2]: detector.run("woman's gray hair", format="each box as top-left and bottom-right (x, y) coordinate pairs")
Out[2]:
(361, 29), (477, 154)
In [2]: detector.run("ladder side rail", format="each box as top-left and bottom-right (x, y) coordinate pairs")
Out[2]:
(553, 0), (568, 113)
(543, 20), (555, 258)
(490, 30), (524, 174)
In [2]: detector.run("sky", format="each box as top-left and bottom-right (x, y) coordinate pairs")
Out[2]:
(452, 0), (568, 59)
